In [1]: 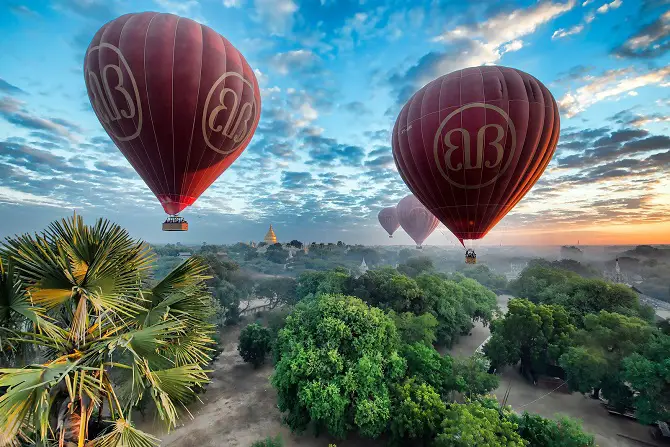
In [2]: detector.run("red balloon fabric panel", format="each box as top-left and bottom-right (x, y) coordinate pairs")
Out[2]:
(84, 12), (261, 215)
(392, 66), (559, 244)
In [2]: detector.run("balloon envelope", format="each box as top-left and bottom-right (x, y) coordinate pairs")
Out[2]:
(378, 207), (400, 237)
(84, 12), (261, 215)
(396, 195), (439, 247)
(392, 66), (559, 244)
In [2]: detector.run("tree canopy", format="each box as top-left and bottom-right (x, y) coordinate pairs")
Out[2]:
(272, 294), (405, 438)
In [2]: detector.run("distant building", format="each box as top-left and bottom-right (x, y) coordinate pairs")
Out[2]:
(264, 225), (278, 245)
(178, 252), (191, 260)
(359, 258), (368, 276)
(604, 258), (630, 286)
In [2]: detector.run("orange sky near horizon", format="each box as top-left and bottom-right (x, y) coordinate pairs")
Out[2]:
(483, 221), (670, 246)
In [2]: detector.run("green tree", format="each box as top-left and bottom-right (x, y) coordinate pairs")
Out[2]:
(390, 311), (438, 345)
(256, 277), (298, 308)
(559, 311), (654, 402)
(484, 299), (574, 376)
(238, 323), (272, 368)
(0, 215), (214, 447)
(397, 256), (434, 278)
(401, 343), (457, 397)
(356, 268), (423, 312)
(513, 413), (595, 447)
(434, 402), (526, 447)
(266, 244), (288, 264)
(453, 355), (500, 399)
(295, 269), (353, 300)
(389, 378), (446, 446)
(622, 332), (670, 424)
(457, 264), (507, 292)
(413, 274), (476, 346)
(272, 294), (405, 439)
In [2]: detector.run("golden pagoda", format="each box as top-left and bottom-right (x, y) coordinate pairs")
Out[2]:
(264, 224), (278, 245)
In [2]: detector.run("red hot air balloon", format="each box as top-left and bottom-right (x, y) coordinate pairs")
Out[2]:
(84, 12), (261, 231)
(396, 195), (439, 249)
(378, 207), (400, 238)
(392, 66), (559, 247)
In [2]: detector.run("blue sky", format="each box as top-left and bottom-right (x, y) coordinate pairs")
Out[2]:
(0, 0), (669, 246)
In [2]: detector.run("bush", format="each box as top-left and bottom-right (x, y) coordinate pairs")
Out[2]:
(389, 378), (446, 445)
(434, 401), (526, 447)
(513, 413), (595, 447)
(238, 323), (272, 368)
(250, 435), (283, 447)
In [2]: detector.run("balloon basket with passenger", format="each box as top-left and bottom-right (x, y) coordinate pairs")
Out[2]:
(162, 215), (188, 231)
(465, 249), (477, 264)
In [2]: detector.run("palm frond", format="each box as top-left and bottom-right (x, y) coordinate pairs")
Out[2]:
(147, 257), (210, 307)
(0, 361), (74, 445)
(90, 418), (159, 447)
(166, 329), (215, 367)
(142, 363), (211, 428)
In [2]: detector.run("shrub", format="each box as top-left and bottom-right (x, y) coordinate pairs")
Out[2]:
(238, 323), (272, 368)
(250, 435), (283, 447)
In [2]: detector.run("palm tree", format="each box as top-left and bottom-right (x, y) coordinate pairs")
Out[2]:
(0, 214), (216, 447)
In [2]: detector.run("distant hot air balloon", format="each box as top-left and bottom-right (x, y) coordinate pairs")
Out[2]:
(84, 12), (261, 231)
(378, 207), (400, 238)
(392, 66), (559, 251)
(396, 195), (439, 248)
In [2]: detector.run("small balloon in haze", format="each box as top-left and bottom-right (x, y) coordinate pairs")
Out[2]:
(396, 195), (439, 249)
(378, 206), (400, 238)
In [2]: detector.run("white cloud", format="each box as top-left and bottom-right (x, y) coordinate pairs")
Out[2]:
(582, 0), (594, 5)
(596, 0), (622, 14)
(223, 0), (242, 6)
(269, 50), (318, 75)
(552, 24), (584, 39)
(0, 186), (69, 208)
(254, 68), (269, 86)
(253, 0), (298, 35)
(630, 114), (670, 127)
(154, 0), (200, 15)
(153, 0), (207, 23)
(558, 66), (670, 117)
(435, 0), (576, 47)
(614, 10), (669, 57)
(299, 103), (318, 122)
(424, 0), (575, 77)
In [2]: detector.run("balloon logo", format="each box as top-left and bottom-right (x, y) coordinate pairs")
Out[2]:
(433, 103), (516, 189)
(84, 12), (261, 225)
(85, 43), (142, 141)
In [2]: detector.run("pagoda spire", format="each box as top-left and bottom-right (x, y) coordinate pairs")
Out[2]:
(264, 224), (278, 244)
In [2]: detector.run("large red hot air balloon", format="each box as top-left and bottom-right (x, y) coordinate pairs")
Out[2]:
(392, 66), (559, 246)
(84, 12), (261, 231)
(396, 195), (439, 248)
(378, 207), (400, 238)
